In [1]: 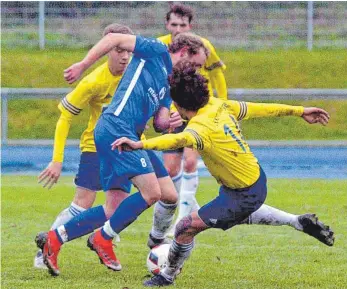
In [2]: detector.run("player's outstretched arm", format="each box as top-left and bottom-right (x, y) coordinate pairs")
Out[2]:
(235, 101), (330, 126)
(38, 113), (72, 189)
(64, 33), (136, 84)
(112, 132), (194, 153)
(302, 107), (330, 125)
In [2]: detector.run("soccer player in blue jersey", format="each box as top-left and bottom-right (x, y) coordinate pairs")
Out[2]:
(41, 32), (209, 276)
(34, 24), (174, 270)
(112, 64), (334, 287)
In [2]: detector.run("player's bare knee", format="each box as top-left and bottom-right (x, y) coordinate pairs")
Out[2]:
(163, 153), (182, 177)
(73, 188), (96, 209)
(165, 164), (181, 178)
(143, 188), (162, 205)
(183, 157), (198, 173)
(160, 189), (178, 204)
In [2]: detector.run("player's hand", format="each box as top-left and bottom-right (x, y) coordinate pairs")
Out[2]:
(168, 111), (183, 133)
(302, 107), (330, 126)
(38, 161), (63, 189)
(111, 137), (143, 153)
(64, 62), (86, 84)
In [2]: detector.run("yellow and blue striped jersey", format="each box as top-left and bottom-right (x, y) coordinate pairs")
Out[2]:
(158, 34), (227, 99)
(55, 62), (123, 161)
(143, 98), (304, 189)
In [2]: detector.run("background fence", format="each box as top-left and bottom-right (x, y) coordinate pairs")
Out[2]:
(2, 88), (347, 144)
(2, 1), (347, 50)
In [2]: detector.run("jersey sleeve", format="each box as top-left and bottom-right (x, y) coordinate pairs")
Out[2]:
(203, 39), (227, 99)
(133, 36), (168, 59)
(209, 69), (228, 100)
(227, 100), (304, 121)
(58, 78), (96, 117)
(204, 40), (226, 72)
(52, 113), (73, 162)
(184, 122), (206, 151)
(142, 131), (195, 151)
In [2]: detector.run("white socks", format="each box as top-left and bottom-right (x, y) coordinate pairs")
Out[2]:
(162, 239), (195, 280)
(151, 201), (177, 239)
(50, 202), (86, 230)
(248, 204), (301, 230)
(102, 220), (119, 239)
(171, 169), (183, 194)
(177, 171), (200, 220)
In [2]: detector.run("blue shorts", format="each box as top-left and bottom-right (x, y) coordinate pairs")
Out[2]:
(198, 167), (267, 230)
(147, 150), (169, 179)
(94, 115), (168, 192)
(74, 150), (167, 192)
(74, 152), (103, 191)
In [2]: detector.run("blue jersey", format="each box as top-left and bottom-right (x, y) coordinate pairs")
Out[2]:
(104, 36), (172, 137)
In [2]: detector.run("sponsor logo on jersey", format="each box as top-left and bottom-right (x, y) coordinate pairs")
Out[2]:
(159, 87), (166, 100)
(147, 87), (159, 109)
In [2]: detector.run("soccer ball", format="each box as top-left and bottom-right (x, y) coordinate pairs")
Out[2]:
(146, 243), (171, 275)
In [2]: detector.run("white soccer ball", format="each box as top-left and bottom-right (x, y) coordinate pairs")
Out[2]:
(146, 243), (171, 275)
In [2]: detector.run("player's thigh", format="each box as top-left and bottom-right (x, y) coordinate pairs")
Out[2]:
(183, 147), (199, 172)
(100, 148), (154, 193)
(198, 169), (267, 231)
(147, 150), (169, 179)
(131, 173), (161, 205)
(157, 176), (178, 204)
(163, 151), (183, 177)
(147, 150), (177, 203)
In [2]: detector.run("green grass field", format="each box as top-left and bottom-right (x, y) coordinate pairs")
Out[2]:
(2, 48), (347, 140)
(2, 176), (346, 289)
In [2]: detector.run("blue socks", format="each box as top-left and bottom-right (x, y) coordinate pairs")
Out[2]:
(104, 192), (149, 236)
(58, 205), (107, 241)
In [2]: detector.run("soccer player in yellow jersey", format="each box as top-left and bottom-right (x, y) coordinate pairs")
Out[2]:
(112, 65), (334, 287)
(158, 4), (228, 229)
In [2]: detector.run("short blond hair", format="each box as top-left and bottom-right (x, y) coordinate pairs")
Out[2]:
(102, 23), (134, 36)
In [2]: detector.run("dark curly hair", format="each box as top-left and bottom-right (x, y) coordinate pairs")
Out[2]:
(169, 61), (209, 111)
(166, 4), (194, 23)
